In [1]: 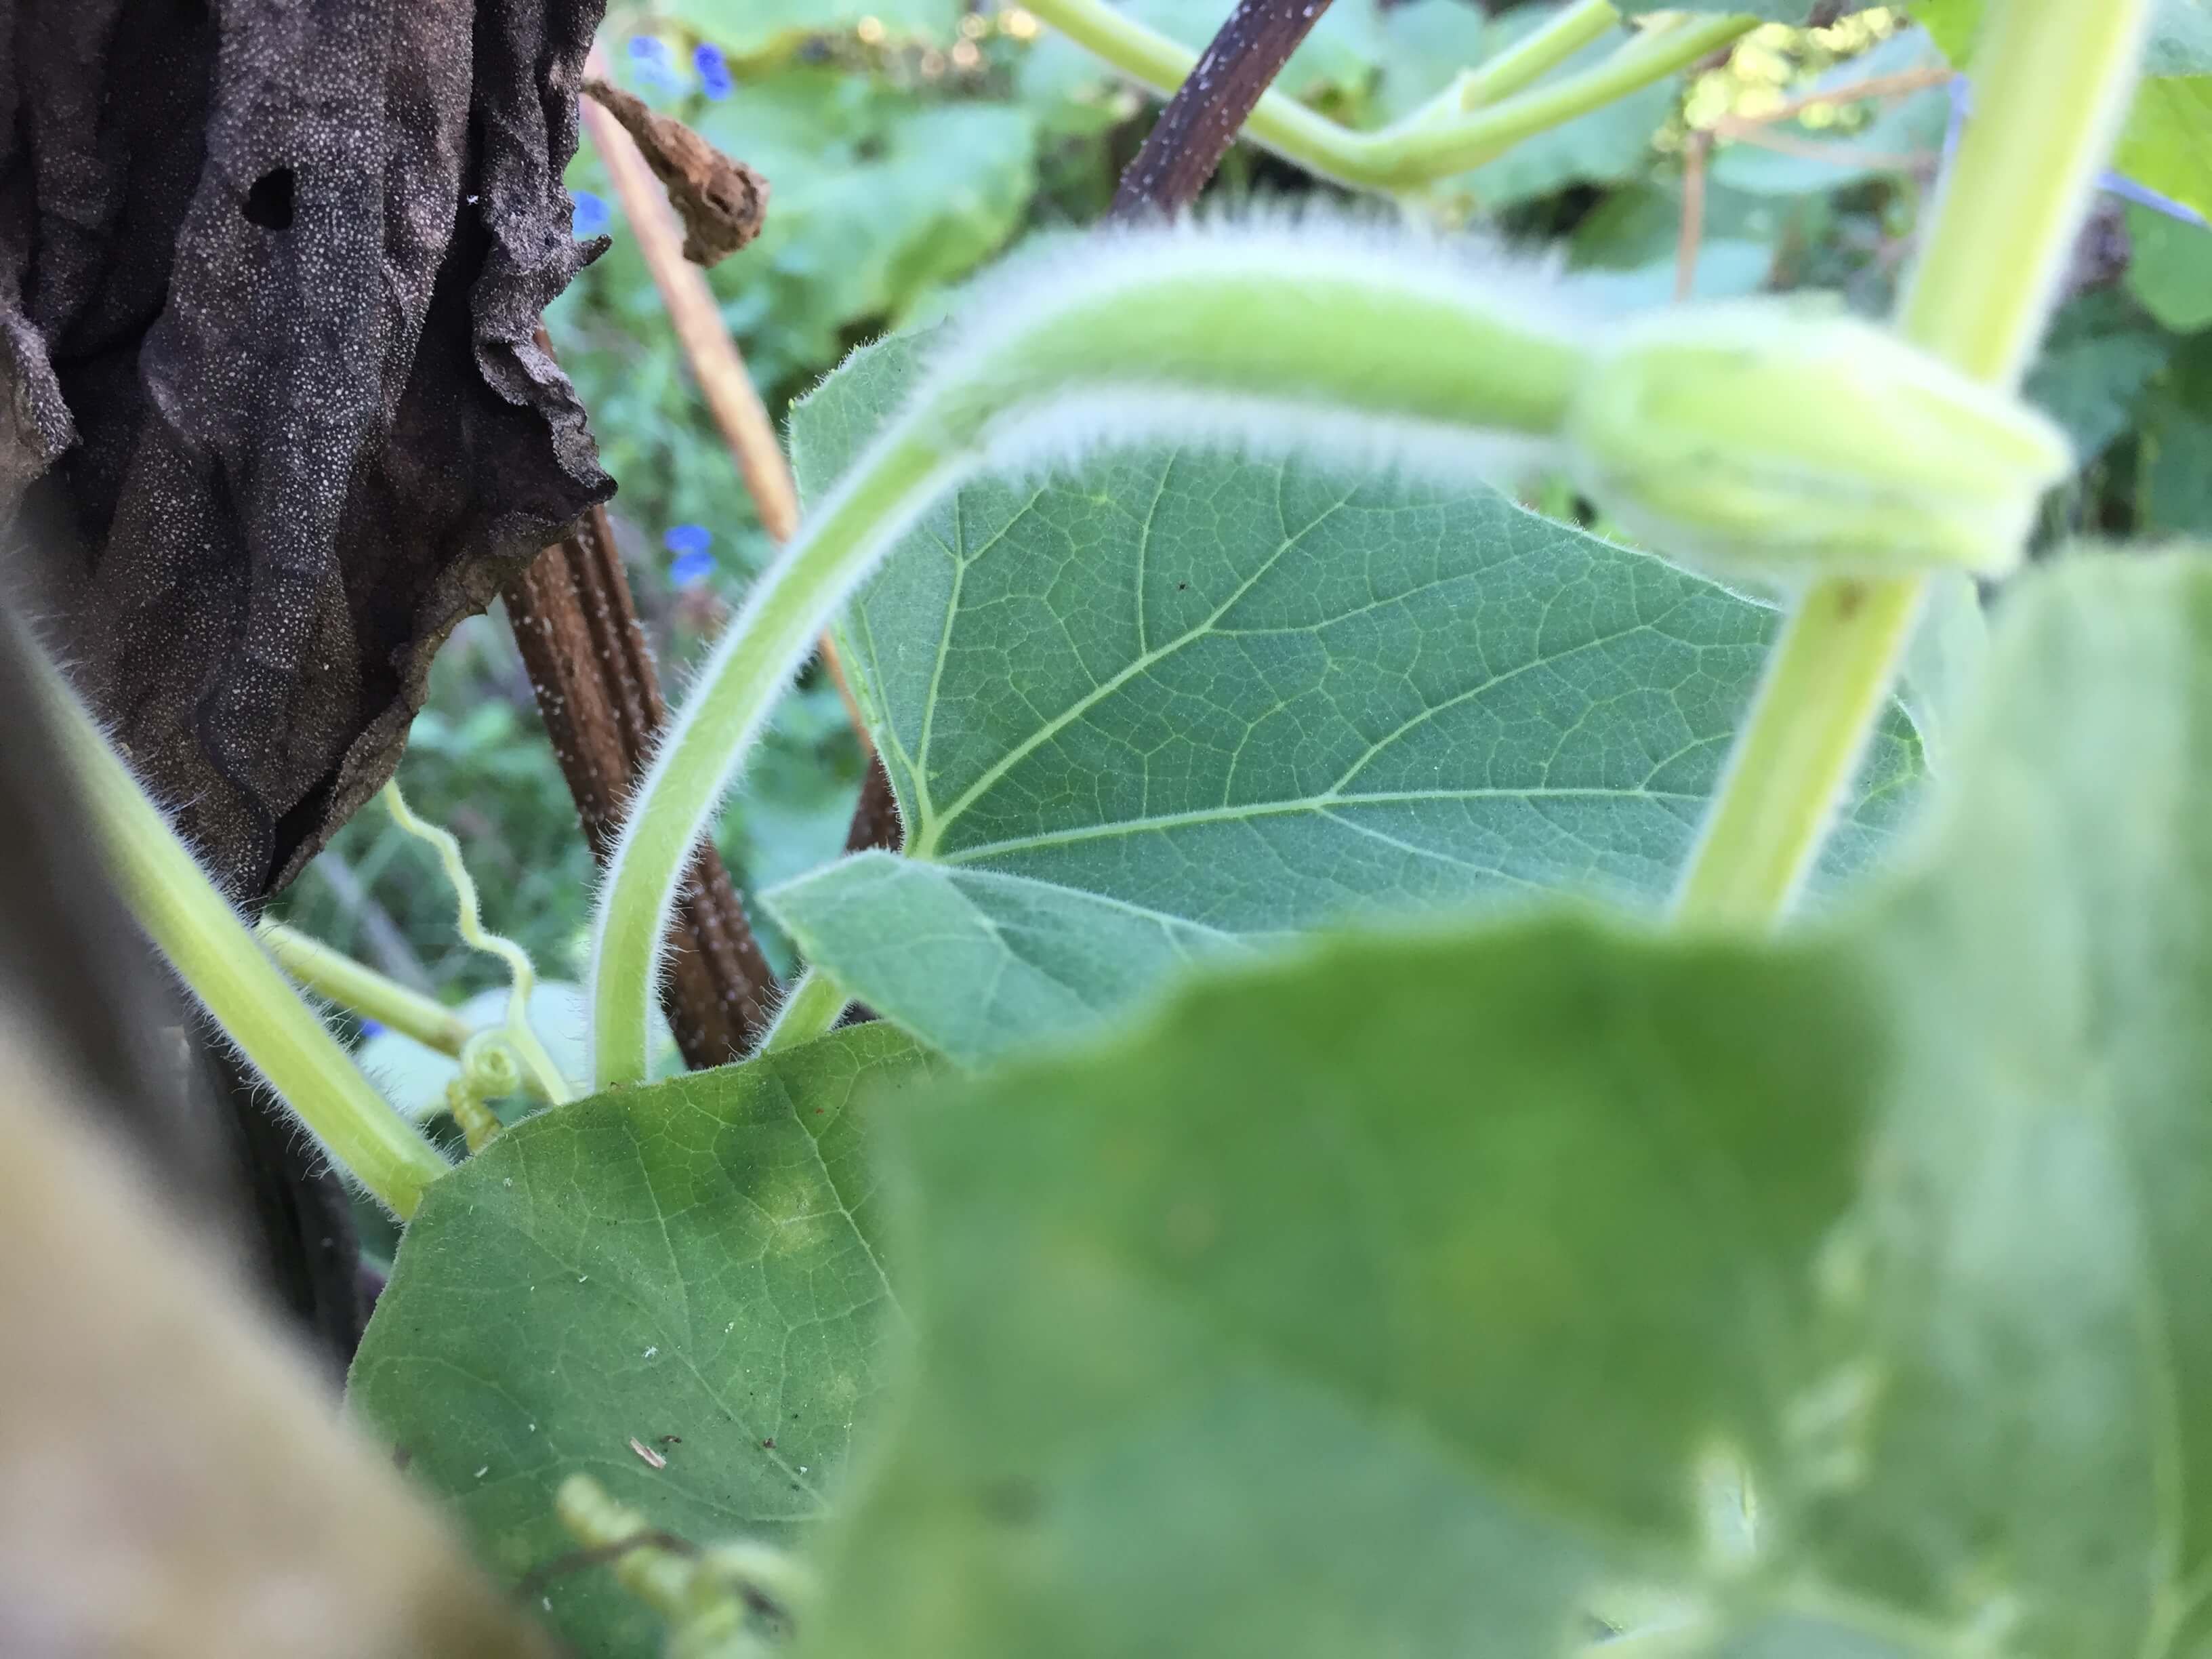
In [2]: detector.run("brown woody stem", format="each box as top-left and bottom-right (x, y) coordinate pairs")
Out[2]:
(505, 503), (779, 1069)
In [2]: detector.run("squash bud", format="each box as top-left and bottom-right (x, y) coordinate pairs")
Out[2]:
(1565, 300), (2072, 582)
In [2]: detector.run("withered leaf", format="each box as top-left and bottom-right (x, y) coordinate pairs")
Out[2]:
(582, 77), (769, 267)
(0, 0), (615, 896)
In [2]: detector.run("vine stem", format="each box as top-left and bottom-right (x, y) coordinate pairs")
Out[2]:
(30, 647), (451, 1218)
(1022, 0), (1755, 193)
(758, 968), (851, 1054)
(259, 921), (474, 1058)
(1673, 0), (2154, 929)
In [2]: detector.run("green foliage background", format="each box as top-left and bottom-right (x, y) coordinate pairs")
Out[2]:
(272, 0), (2210, 1105)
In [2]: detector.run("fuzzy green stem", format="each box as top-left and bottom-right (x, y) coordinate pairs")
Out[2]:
(1022, 0), (1752, 193)
(588, 237), (1595, 1086)
(591, 433), (954, 1087)
(759, 968), (851, 1055)
(1458, 0), (1621, 109)
(1673, 0), (2154, 928)
(381, 782), (572, 1105)
(33, 654), (450, 1217)
(259, 921), (474, 1057)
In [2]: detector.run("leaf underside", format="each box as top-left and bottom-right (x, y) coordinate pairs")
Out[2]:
(770, 333), (1923, 1066)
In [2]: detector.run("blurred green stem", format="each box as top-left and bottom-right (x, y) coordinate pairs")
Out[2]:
(32, 649), (450, 1219)
(759, 968), (851, 1056)
(1021, 0), (1754, 193)
(380, 783), (573, 1106)
(259, 921), (474, 1058)
(1674, 0), (2154, 928)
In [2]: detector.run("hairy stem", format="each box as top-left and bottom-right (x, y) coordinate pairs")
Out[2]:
(759, 968), (851, 1055)
(260, 921), (474, 1058)
(1674, 0), (2154, 928)
(33, 653), (450, 1218)
(1459, 0), (1620, 110)
(1023, 0), (1752, 194)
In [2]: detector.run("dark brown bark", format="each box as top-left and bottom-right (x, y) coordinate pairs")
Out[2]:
(504, 503), (779, 1068)
(1109, 0), (1336, 220)
(0, 0), (614, 897)
(844, 754), (905, 854)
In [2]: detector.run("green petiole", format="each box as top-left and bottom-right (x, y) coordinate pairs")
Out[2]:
(30, 644), (451, 1218)
(1020, 0), (1756, 194)
(259, 920), (475, 1059)
(758, 968), (852, 1056)
(1674, 0), (2157, 928)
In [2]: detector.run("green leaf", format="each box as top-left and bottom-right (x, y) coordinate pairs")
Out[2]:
(2139, 331), (2212, 534)
(349, 1025), (939, 1658)
(800, 551), (2212, 1659)
(2113, 75), (2212, 224)
(668, 0), (961, 55)
(774, 854), (1248, 1069)
(773, 333), (1923, 1063)
(2023, 288), (2176, 461)
(2125, 203), (2212, 333)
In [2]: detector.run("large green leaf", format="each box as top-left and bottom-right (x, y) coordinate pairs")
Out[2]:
(349, 1026), (937, 1658)
(769, 334), (1922, 1064)
(800, 552), (2212, 1658)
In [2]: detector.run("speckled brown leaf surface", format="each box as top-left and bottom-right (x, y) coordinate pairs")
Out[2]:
(0, 0), (613, 896)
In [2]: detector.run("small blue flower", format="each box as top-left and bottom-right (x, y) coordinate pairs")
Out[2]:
(359, 1018), (386, 1039)
(694, 42), (733, 100)
(628, 33), (687, 94)
(665, 525), (716, 586)
(571, 189), (609, 238)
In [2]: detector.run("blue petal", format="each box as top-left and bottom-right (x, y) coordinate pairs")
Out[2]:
(571, 190), (610, 237)
(2100, 169), (2209, 228)
(670, 549), (717, 588)
(663, 523), (714, 558)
